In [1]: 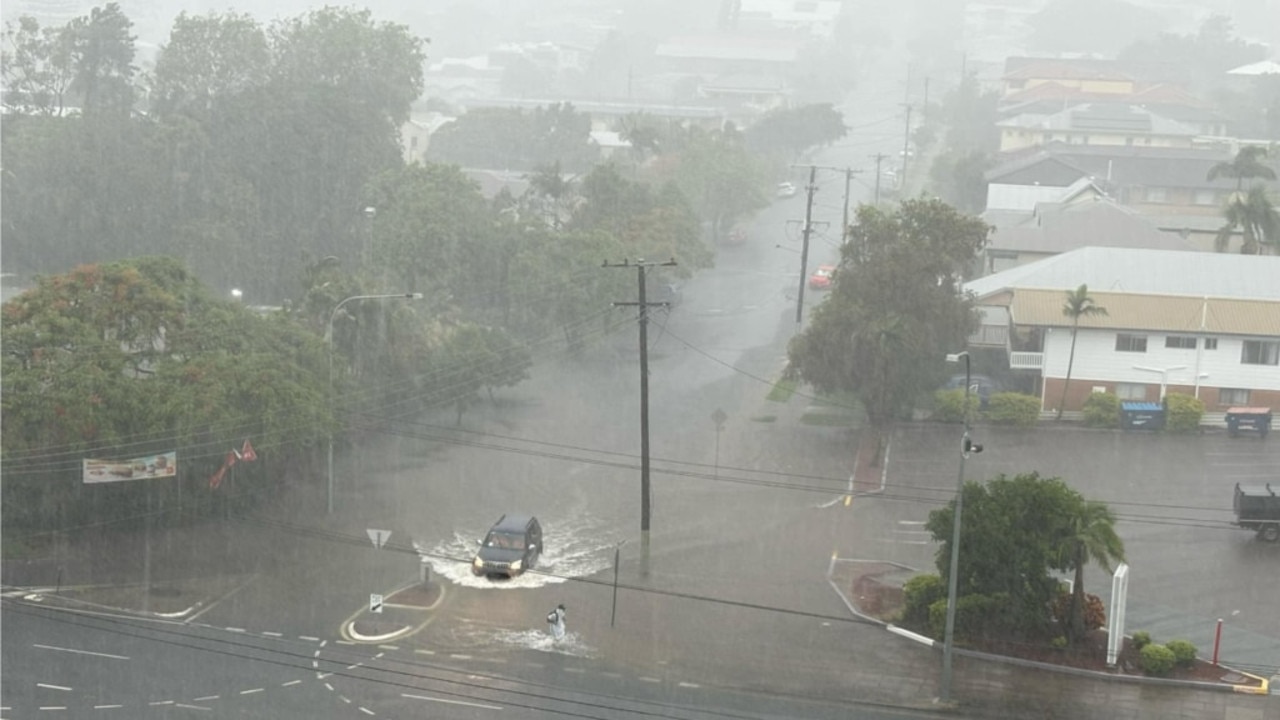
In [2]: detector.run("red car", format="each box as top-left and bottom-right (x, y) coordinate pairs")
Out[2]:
(808, 264), (836, 290)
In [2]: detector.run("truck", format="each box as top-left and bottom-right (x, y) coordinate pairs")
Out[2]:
(1234, 483), (1280, 542)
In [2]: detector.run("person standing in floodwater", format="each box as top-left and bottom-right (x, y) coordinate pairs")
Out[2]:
(547, 603), (566, 640)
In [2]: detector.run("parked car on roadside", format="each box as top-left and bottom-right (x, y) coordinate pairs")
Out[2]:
(776, 182), (797, 198)
(808, 264), (836, 290)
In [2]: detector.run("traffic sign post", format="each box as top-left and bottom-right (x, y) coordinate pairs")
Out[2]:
(370, 594), (384, 614)
(366, 529), (391, 549)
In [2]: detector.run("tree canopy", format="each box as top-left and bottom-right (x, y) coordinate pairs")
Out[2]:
(787, 198), (990, 435)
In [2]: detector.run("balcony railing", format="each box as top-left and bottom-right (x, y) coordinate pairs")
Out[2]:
(1009, 351), (1044, 370)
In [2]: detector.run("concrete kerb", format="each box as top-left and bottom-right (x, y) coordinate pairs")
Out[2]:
(825, 555), (1269, 697)
(18, 585), (203, 620)
(339, 579), (446, 644)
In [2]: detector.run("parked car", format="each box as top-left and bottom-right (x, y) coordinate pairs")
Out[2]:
(776, 182), (797, 198)
(808, 264), (836, 290)
(943, 374), (999, 408)
(472, 514), (542, 577)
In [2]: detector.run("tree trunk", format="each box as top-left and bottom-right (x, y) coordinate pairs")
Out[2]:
(1069, 551), (1086, 643)
(1056, 323), (1079, 420)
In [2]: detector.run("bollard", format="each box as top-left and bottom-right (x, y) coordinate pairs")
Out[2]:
(419, 559), (431, 586)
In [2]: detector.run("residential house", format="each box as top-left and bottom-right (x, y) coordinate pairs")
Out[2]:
(737, 0), (844, 38)
(1000, 56), (1188, 98)
(981, 194), (1198, 274)
(983, 142), (1274, 249)
(996, 103), (1206, 152)
(964, 247), (1280, 418)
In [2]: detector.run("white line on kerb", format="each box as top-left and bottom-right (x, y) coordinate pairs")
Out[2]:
(36, 684), (72, 691)
(33, 644), (129, 660)
(401, 693), (503, 710)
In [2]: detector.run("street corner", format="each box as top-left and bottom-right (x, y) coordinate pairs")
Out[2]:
(16, 573), (256, 620)
(340, 580), (446, 644)
(827, 556), (916, 625)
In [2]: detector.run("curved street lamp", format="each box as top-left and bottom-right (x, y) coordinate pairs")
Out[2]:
(327, 292), (423, 515)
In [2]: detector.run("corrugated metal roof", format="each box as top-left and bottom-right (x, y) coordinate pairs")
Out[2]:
(1008, 288), (1280, 336)
(965, 247), (1280, 301)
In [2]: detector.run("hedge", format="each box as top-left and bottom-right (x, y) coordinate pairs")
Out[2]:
(1082, 392), (1120, 428)
(986, 392), (1041, 427)
(1164, 393), (1204, 432)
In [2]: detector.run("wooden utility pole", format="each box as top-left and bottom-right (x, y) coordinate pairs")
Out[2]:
(794, 165), (818, 327)
(900, 104), (913, 193)
(870, 153), (889, 205)
(605, 257), (677, 577)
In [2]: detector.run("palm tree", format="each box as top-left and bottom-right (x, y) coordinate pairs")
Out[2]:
(1215, 185), (1280, 255)
(1206, 146), (1277, 191)
(1059, 500), (1125, 643)
(1056, 284), (1108, 420)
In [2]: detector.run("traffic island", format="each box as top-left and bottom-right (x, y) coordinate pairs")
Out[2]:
(22, 574), (256, 619)
(341, 581), (446, 644)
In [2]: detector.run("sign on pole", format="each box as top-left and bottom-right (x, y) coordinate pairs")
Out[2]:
(366, 529), (391, 549)
(370, 594), (384, 614)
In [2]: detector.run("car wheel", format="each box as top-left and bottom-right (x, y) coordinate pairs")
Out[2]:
(1260, 525), (1280, 542)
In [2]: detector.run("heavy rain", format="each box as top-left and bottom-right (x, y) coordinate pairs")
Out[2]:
(2, 1), (1279, 719)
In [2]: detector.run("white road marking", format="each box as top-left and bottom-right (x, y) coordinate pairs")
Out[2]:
(340, 695), (352, 704)
(325, 683), (334, 692)
(312, 660), (319, 668)
(414, 649), (435, 655)
(375, 652), (385, 659)
(320, 640), (328, 647)
(192, 696), (218, 702)
(313, 650), (321, 657)
(174, 704), (211, 711)
(450, 654), (472, 660)
(38, 706), (67, 710)
(299, 636), (320, 642)
(378, 645), (399, 651)
(346, 663), (363, 670)
(33, 644), (128, 661)
(282, 680), (302, 687)
(262, 631), (282, 637)
(401, 693), (502, 710)
(678, 682), (700, 688)
(359, 708), (375, 716)
(148, 700), (174, 706)
(93, 705), (122, 709)
(239, 688), (263, 695)
(36, 684), (72, 691)
(225, 627), (246, 633)
(639, 677), (661, 683)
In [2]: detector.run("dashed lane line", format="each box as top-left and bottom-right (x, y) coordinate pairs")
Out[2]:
(401, 693), (503, 711)
(282, 680), (302, 687)
(33, 644), (129, 661)
(192, 696), (218, 702)
(238, 688), (264, 695)
(93, 705), (122, 709)
(299, 636), (320, 642)
(148, 700), (174, 706)
(262, 631), (282, 638)
(174, 704), (211, 711)
(36, 684), (72, 692)
(359, 708), (375, 716)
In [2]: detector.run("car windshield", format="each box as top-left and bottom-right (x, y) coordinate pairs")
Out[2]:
(485, 532), (525, 550)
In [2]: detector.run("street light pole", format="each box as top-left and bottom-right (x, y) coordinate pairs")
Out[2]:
(327, 292), (423, 515)
(941, 350), (981, 703)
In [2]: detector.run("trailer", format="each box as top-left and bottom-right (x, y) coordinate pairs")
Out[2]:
(1234, 483), (1280, 542)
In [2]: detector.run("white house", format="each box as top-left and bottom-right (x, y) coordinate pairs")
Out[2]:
(964, 247), (1280, 417)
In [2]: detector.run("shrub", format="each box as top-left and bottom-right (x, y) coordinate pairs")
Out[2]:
(985, 392), (1041, 427)
(1050, 635), (1067, 650)
(933, 389), (979, 423)
(1082, 392), (1120, 428)
(1131, 630), (1152, 650)
(1164, 393), (1204, 433)
(1140, 643), (1177, 676)
(901, 574), (946, 629)
(1165, 639), (1198, 667)
(927, 592), (1011, 641)
(1050, 591), (1108, 631)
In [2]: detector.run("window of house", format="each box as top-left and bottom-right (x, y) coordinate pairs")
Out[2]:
(1204, 338), (1218, 350)
(1194, 189), (1216, 205)
(1146, 187), (1167, 203)
(1116, 383), (1147, 400)
(1241, 340), (1280, 365)
(1220, 388), (1250, 405)
(1165, 335), (1196, 349)
(1115, 334), (1148, 352)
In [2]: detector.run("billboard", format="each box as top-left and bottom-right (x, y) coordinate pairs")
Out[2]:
(83, 452), (177, 484)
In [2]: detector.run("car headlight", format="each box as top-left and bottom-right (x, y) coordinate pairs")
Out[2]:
(509, 559), (523, 572)
(473, 557), (484, 568)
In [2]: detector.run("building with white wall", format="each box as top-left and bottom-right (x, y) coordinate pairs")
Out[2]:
(964, 247), (1280, 416)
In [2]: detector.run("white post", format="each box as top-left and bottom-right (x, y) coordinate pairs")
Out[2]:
(1106, 563), (1130, 667)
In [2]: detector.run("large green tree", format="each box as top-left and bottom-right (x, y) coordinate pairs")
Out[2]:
(150, 11), (270, 116)
(926, 473), (1097, 639)
(743, 103), (847, 160)
(787, 198), (990, 456)
(1215, 185), (1280, 254)
(1057, 500), (1125, 643)
(1207, 146), (1277, 191)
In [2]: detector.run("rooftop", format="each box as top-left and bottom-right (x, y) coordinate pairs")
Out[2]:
(997, 103), (1202, 137)
(1007, 288), (1280, 336)
(965, 246), (1280, 302)
(989, 200), (1197, 255)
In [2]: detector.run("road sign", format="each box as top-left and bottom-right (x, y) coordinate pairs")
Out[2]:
(370, 594), (383, 614)
(366, 528), (391, 549)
